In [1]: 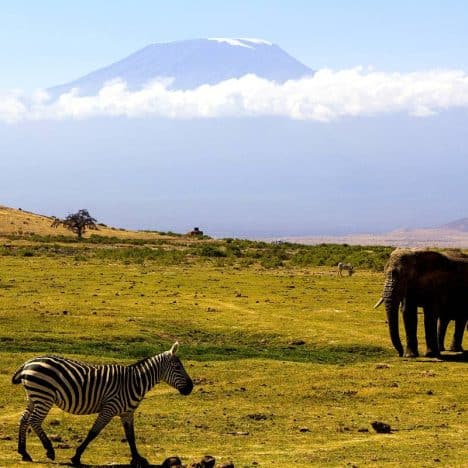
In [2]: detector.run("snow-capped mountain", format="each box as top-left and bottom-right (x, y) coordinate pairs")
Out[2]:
(49, 38), (313, 96)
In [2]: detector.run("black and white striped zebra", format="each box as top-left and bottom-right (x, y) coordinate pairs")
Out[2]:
(337, 262), (354, 276)
(12, 342), (193, 467)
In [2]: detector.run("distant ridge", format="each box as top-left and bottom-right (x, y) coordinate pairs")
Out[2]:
(438, 217), (468, 232)
(274, 217), (468, 248)
(49, 38), (313, 96)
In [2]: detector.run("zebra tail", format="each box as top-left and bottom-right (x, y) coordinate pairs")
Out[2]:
(11, 364), (25, 384)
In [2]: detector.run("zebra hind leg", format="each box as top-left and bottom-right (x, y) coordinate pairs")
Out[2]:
(29, 402), (55, 461)
(18, 403), (33, 461)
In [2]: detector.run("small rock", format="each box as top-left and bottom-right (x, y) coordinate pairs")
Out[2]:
(219, 463), (235, 468)
(49, 419), (61, 426)
(299, 427), (311, 432)
(161, 456), (183, 468)
(357, 427), (369, 432)
(57, 443), (71, 449)
(0, 435), (12, 440)
(228, 431), (249, 436)
(200, 455), (216, 468)
(247, 413), (268, 421)
(371, 421), (391, 433)
(427, 390), (434, 395)
(49, 434), (62, 442)
(289, 339), (306, 346)
(375, 363), (390, 369)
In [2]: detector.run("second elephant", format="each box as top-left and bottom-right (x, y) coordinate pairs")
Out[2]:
(378, 249), (468, 357)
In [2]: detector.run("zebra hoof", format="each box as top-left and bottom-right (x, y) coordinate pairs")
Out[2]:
(46, 448), (56, 460)
(131, 455), (150, 467)
(21, 453), (33, 462)
(71, 455), (82, 466)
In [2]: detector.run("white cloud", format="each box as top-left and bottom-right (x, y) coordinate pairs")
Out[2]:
(2, 68), (468, 123)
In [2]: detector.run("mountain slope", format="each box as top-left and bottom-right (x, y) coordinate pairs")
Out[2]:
(49, 38), (313, 96)
(438, 217), (468, 232)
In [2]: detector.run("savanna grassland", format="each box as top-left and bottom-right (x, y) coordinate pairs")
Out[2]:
(0, 222), (466, 467)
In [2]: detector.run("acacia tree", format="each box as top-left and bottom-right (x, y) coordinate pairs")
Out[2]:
(51, 209), (98, 239)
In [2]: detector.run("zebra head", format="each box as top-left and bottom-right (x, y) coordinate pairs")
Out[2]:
(162, 342), (193, 396)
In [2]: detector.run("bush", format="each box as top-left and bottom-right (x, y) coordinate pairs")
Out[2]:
(197, 245), (227, 258)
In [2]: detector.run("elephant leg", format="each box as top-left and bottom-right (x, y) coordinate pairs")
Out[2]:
(437, 317), (449, 352)
(402, 298), (419, 357)
(449, 317), (467, 352)
(423, 304), (440, 357)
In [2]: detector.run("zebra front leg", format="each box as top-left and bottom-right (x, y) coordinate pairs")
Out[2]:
(71, 409), (114, 466)
(17, 404), (33, 462)
(29, 403), (55, 461)
(121, 412), (149, 467)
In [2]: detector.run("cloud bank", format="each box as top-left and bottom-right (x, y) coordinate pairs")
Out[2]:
(2, 68), (468, 123)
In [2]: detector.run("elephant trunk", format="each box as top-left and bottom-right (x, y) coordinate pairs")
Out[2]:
(383, 273), (404, 357)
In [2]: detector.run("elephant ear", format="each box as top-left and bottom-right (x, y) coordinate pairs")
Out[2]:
(169, 342), (179, 355)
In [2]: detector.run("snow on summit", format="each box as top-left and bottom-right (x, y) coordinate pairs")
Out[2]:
(208, 37), (273, 48)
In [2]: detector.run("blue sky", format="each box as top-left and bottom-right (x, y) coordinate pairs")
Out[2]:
(1, 0), (468, 91)
(1, 1), (467, 236)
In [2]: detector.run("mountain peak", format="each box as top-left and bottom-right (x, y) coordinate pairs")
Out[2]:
(49, 38), (312, 96)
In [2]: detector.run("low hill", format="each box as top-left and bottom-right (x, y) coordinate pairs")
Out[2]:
(0, 205), (175, 240)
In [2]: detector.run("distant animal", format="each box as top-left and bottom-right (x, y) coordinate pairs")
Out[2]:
(338, 262), (354, 276)
(12, 342), (193, 467)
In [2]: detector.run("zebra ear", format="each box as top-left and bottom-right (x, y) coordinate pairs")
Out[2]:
(170, 342), (179, 355)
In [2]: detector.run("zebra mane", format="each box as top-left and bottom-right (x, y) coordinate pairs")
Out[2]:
(128, 351), (168, 368)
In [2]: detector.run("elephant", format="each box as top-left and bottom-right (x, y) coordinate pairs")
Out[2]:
(438, 316), (467, 352)
(437, 249), (468, 352)
(375, 249), (468, 358)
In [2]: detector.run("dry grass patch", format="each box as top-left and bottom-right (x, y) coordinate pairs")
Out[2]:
(0, 248), (466, 466)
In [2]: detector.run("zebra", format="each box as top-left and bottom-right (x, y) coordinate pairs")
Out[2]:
(12, 342), (193, 467)
(337, 262), (354, 276)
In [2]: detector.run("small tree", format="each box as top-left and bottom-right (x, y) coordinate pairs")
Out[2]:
(52, 209), (98, 239)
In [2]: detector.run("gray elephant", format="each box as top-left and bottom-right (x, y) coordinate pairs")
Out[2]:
(438, 316), (466, 352)
(375, 249), (468, 357)
(437, 249), (468, 352)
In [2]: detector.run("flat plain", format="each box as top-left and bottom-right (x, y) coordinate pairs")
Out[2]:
(0, 229), (466, 467)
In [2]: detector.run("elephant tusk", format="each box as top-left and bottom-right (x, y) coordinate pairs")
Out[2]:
(374, 297), (384, 309)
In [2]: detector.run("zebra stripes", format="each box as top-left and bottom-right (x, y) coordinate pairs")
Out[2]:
(12, 342), (193, 467)
(337, 262), (354, 276)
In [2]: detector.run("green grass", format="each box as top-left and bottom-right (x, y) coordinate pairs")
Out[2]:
(0, 245), (466, 467)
